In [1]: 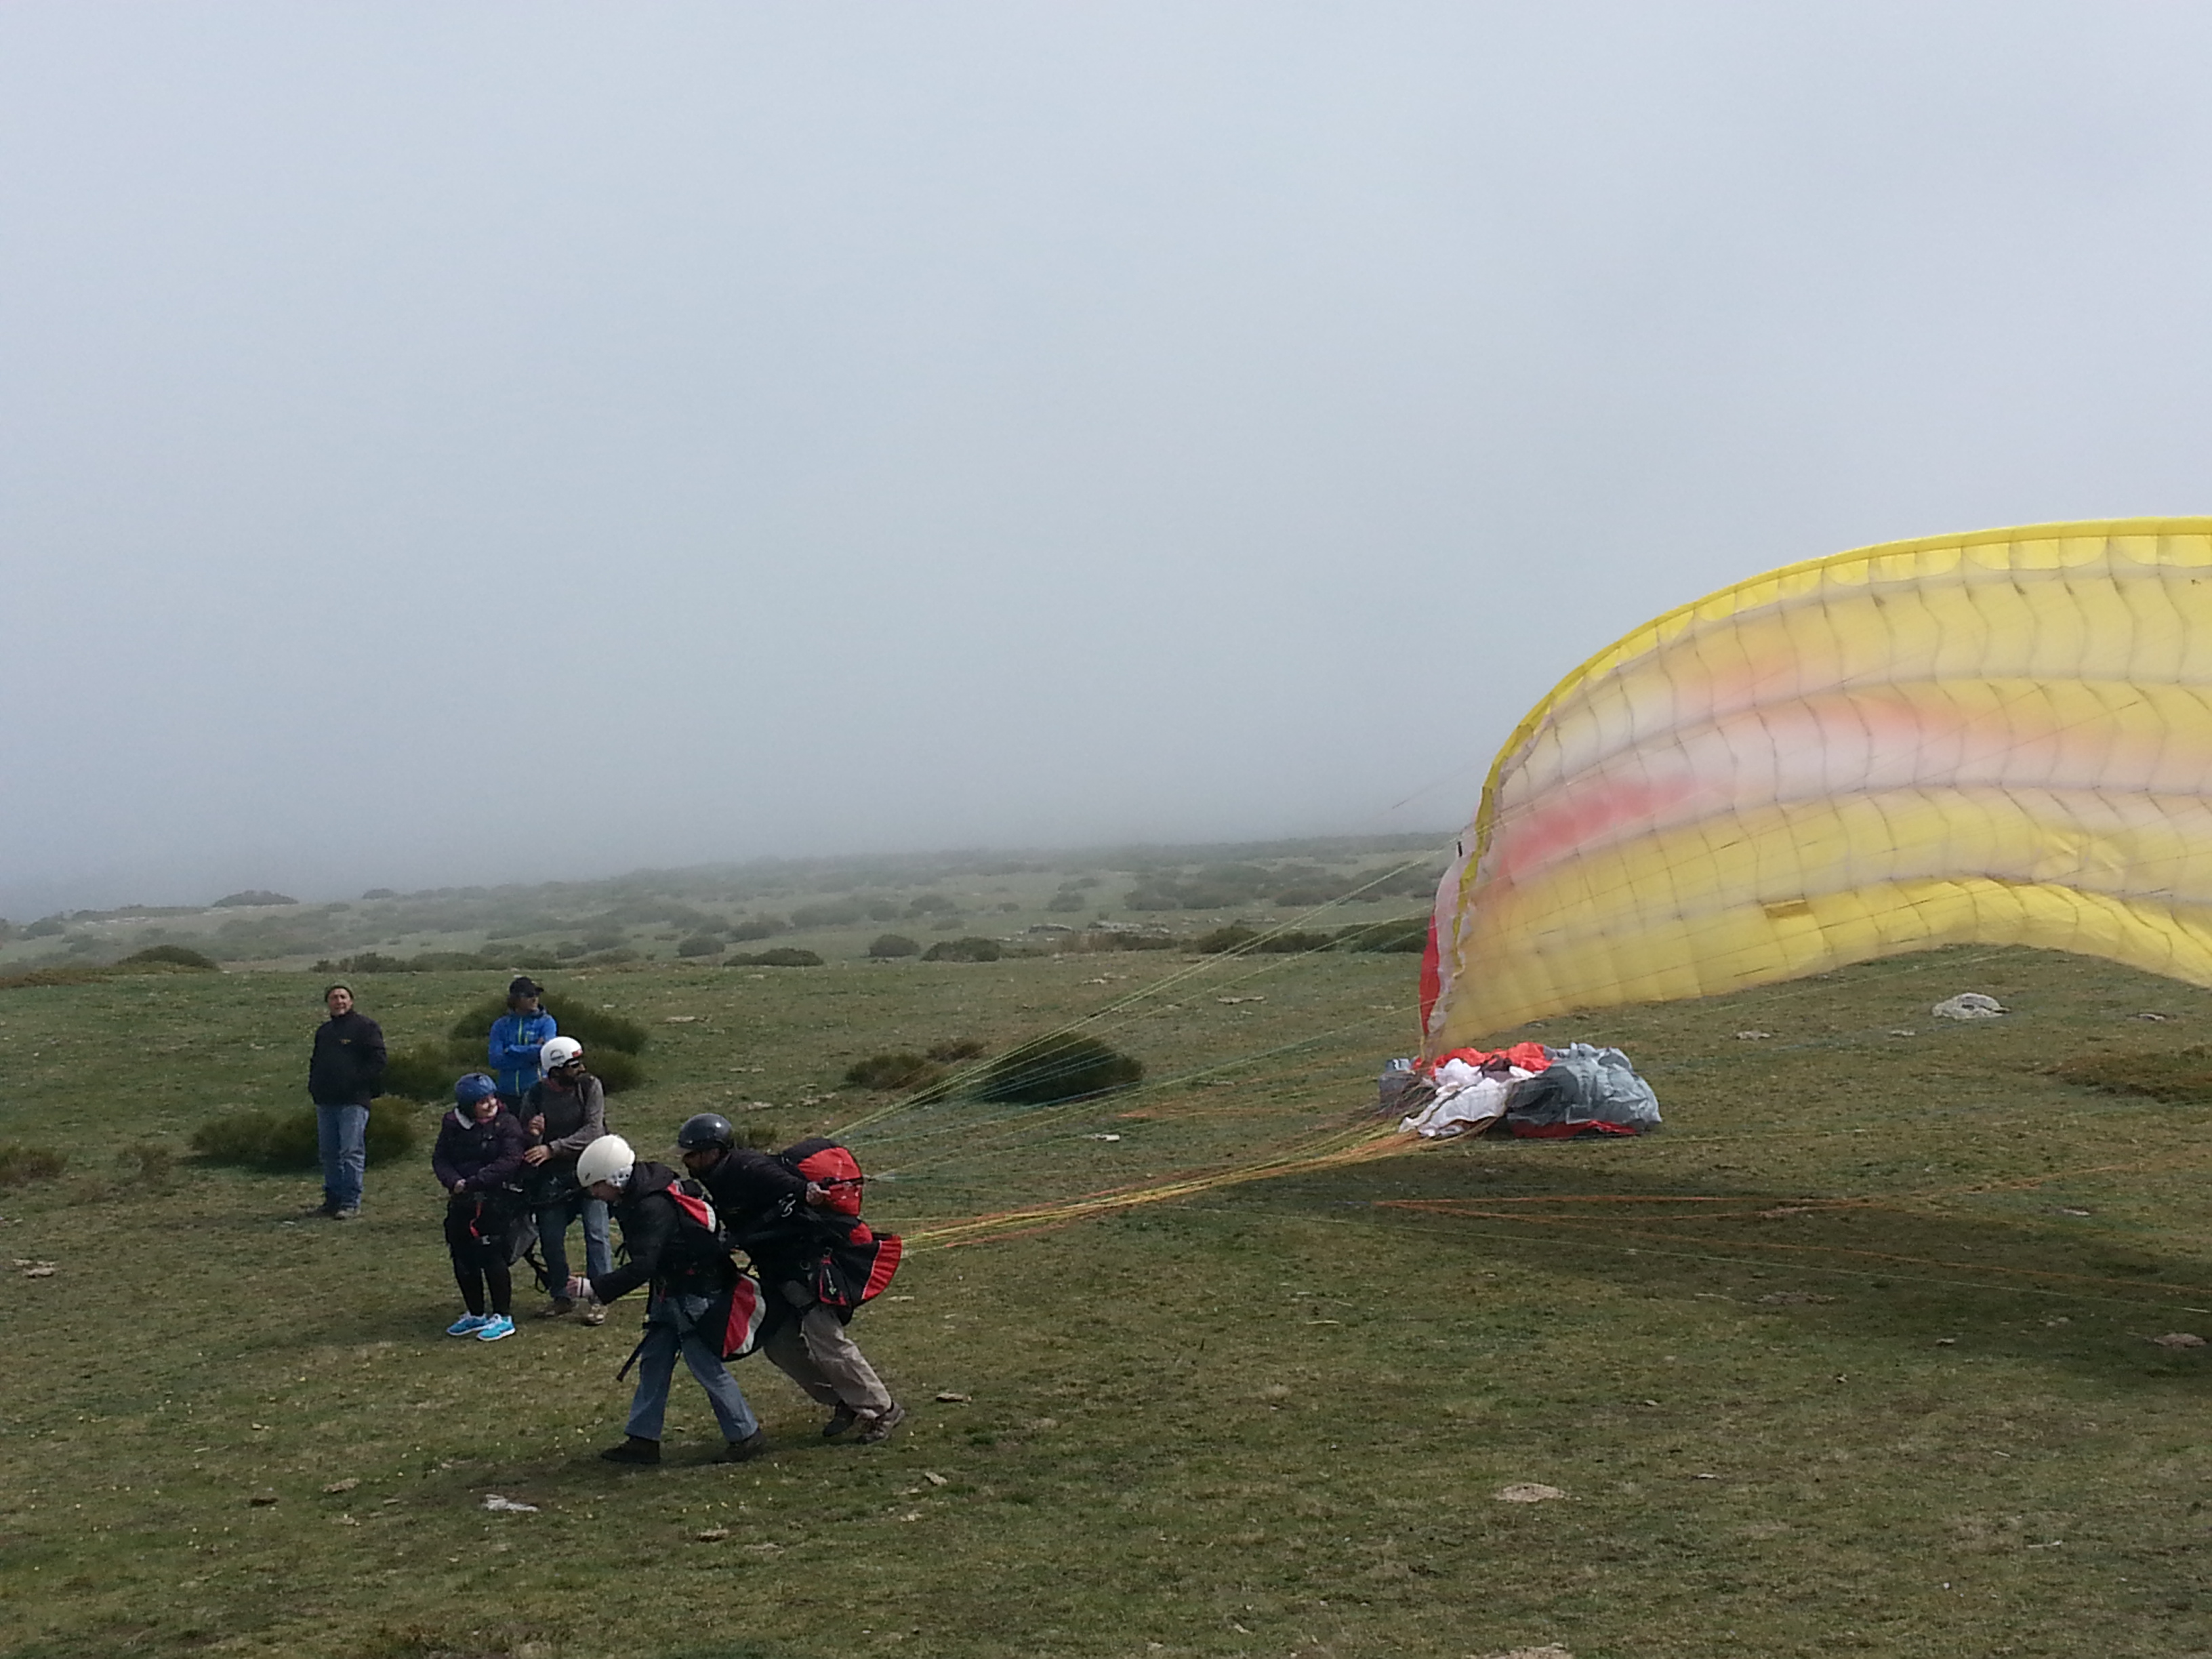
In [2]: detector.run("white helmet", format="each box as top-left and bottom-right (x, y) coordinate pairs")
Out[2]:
(540, 1036), (584, 1071)
(575, 1133), (635, 1191)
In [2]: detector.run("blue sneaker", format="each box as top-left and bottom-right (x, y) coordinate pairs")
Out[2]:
(447, 1313), (490, 1337)
(476, 1313), (516, 1343)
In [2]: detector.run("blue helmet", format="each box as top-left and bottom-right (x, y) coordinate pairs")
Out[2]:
(454, 1073), (499, 1106)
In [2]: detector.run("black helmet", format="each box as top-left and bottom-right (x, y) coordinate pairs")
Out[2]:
(676, 1112), (736, 1153)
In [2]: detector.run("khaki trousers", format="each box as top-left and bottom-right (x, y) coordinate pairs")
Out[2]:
(762, 1286), (893, 1416)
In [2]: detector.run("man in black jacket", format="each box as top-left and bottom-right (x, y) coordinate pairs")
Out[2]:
(308, 983), (386, 1220)
(567, 1134), (767, 1467)
(675, 1113), (903, 1444)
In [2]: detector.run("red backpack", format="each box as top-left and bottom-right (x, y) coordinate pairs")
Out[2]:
(777, 1137), (902, 1311)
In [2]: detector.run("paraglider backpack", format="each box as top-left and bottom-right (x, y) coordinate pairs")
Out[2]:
(660, 1177), (770, 1363)
(777, 1136), (903, 1313)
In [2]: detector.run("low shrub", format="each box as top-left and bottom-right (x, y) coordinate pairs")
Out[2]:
(1254, 930), (1339, 955)
(927, 1037), (988, 1062)
(448, 994), (649, 1055)
(587, 1050), (647, 1094)
(845, 1052), (943, 1091)
(868, 934), (920, 959)
(0, 1143), (67, 1188)
(729, 947), (823, 968)
(116, 945), (220, 971)
(922, 937), (1003, 963)
(1045, 890), (1088, 912)
(790, 899), (868, 928)
(0, 966), (108, 991)
(316, 951), (413, 974)
(381, 1046), (459, 1102)
(2049, 1044), (2212, 1103)
(114, 1145), (177, 1193)
(676, 934), (724, 958)
(212, 890), (298, 907)
(907, 893), (958, 916)
(1336, 916), (1428, 952)
(976, 1033), (1143, 1105)
(190, 1101), (419, 1171)
(726, 916), (785, 942)
(1193, 926), (1259, 954)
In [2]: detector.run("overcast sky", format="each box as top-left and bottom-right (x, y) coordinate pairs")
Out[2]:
(6, 3), (2211, 914)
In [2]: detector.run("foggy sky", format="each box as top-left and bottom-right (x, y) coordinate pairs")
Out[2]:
(7, 3), (2212, 916)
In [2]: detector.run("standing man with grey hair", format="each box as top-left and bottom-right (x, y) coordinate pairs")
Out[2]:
(308, 983), (386, 1219)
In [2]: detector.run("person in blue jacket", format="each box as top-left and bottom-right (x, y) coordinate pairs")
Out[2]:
(488, 976), (558, 1105)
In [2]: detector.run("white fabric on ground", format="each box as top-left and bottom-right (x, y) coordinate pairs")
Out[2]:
(1399, 1059), (1534, 1139)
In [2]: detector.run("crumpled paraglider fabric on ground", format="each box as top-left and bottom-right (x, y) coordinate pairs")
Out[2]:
(1500, 1042), (1661, 1138)
(1395, 1043), (1660, 1140)
(1399, 1059), (1535, 1139)
(1431, 1042), (1553, 1075)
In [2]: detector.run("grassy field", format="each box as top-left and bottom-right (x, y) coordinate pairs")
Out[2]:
(3, 936), (2211, 1658)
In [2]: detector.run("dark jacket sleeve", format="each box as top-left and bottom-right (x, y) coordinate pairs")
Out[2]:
(360, 1017), (386, 1091)
(462, 1116), (528, 1193)
(590, 1193), (671, 1304)
(431, 1119), (462, 1191)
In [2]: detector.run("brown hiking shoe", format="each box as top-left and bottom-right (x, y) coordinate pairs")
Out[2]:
(537, 1299), (575, 1319)
(579, 1299), (607, 1327)
(855, 1402), (907, 1445)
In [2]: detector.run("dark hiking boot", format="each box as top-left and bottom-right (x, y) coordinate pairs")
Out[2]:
(821, 1403), (861, 1440)
(720, 1430), (770, 1464)
(855, 1402), (907, 1446)
(598, 1436), (661, 1466)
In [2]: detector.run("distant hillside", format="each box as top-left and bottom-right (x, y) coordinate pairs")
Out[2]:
(0, 832), (1452, 972)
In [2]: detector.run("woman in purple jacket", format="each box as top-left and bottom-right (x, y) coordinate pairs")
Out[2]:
(432, 1073), (530, 1342)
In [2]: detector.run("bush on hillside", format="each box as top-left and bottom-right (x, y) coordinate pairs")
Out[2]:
(1193, 925), (1259, 954)
(212, 890), (298, 907)
(448, 994), (649, 1055)
(190, 1101), (417, 1171)
(380, 1046), (459, 1102)
(867, 935), (920, 960)
(0, 1143), (67, 1188)
(845, 1052), (943, 1091)
(726, 916), (785, 942)
(729, 947), (823, 968)
(1336, 917), (1428, 952)
(116, 945), (220, 971)
(922, 937), (1002, 963)
(1045, 890), (1088, 912)
(583, 1050), (647, 1094)
(676, 934), (724, 958)
(2049, 1044), (2212, 1103)
(976, 1033), (1143, 1105)
(790, 899), (868, 928)
(926, 1037), (988, 1063)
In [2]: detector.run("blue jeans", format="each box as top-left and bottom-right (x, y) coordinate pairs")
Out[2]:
(535, 1190), (612, 1294)
(624, 1291), (758, 1443)
(315, 1103), (368, 1210)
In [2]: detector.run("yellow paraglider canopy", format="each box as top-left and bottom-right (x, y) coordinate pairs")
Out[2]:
(1426, 518), (2212, 1048)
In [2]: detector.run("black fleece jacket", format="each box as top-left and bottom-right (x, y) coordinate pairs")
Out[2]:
(308, 1010), (387, 1106)
(695, 1147), (845, 1277)
(588, 1161), (732, 1305)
